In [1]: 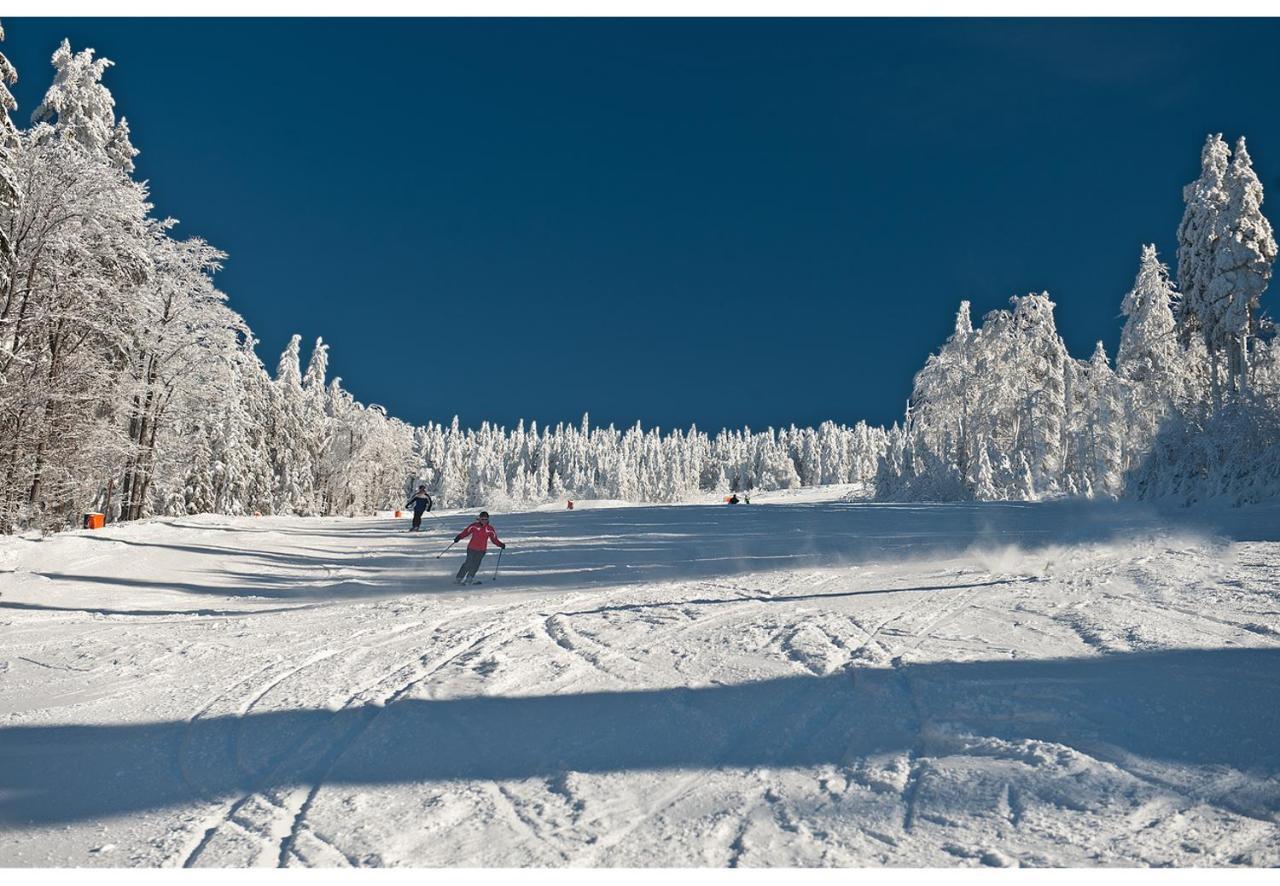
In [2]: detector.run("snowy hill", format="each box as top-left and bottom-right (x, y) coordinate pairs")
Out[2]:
(2, 494), (1279, 866)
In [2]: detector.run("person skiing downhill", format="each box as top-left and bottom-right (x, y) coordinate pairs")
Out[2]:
(454, 511), (505, 584)
(405, 485), (433, 531)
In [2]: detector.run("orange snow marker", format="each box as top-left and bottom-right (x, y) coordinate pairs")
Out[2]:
(82, 513), (105, 530)
(395, 510), (403, 518)
(723, 496), (732, 503)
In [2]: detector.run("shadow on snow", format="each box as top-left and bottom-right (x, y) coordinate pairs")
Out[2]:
(2, 647), (1278, 826)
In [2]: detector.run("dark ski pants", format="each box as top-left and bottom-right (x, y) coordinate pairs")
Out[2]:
(411, 508), (427, 530)
(457, 548), (485, 581)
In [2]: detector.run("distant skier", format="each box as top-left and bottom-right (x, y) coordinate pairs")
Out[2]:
(728, 494), (740, 505)
(453, 511), (505, 584)
(405, 485), (433, 532)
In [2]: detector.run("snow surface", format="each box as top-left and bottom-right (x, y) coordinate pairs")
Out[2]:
(2, 493), (1280, 867)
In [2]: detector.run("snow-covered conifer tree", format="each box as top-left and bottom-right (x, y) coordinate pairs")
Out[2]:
(439, 416), (467, 507)
(1177, 135), (1231, 347)
(1117, 245), (1188, 464)
(1011, 294), (1068, 491)
(271, 335), (317, 514)
(301, 338), (336, 511)
(1076, 343), (1126, 497)
(758, 435), (801, 490)
(1119, 245), (1183, 390)
(1210, 138), (1277, 396)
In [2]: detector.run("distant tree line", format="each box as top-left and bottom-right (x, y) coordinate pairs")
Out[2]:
(410, 414), (886, 510)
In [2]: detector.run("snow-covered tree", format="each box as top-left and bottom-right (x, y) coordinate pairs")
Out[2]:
(1211, 138), (1277, 397)
(1119, 245), (1184, 390)
(117, 231), (240, 520)
(1077, 342), (1126, 497)
(31, 39), (136, 172)
(1115, 244), (1191, 468)
(0, 22), (19, 279)
(0, 97), (151, 527)
(1176, 134), (1277, 405)
(1177, 134), (1231, 358)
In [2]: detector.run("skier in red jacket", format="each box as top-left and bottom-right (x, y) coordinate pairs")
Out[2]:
(454, 511), (505, 584)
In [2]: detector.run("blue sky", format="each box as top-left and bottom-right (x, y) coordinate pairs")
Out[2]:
(6, 18), (1279, 432)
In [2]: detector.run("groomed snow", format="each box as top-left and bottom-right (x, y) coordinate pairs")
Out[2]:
(2, 493), (1279, 867)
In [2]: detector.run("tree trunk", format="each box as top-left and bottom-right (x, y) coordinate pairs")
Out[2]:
(132, 413), (166, 519)
(27, 327), (66, 509)
(122, 356), (159, 521)
(1209, 347), (1222, 412)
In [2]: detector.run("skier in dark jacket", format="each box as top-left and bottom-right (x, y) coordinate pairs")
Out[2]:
(454, 511), (505, 584)
(405, 485), (433, 531)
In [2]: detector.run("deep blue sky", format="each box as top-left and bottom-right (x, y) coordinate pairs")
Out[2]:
(6, 19), (1279, 432)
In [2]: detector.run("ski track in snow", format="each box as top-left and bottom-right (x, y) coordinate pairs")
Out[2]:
(2, 496), (1280, 867)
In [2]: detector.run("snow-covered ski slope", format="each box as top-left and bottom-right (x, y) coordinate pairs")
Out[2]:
(2, 492), (1280, 867)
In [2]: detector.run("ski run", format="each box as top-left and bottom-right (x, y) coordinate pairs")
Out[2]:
(3, 488), (1280, 867)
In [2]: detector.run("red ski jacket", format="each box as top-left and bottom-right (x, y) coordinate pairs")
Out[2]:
(456, 521), (504, 551)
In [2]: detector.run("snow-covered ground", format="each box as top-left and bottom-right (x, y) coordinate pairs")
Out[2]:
(2, 493), (1279, 867)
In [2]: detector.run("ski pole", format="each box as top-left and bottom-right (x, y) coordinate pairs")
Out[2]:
(435, 540), (459, 559)
(492, 546), (504, 581)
